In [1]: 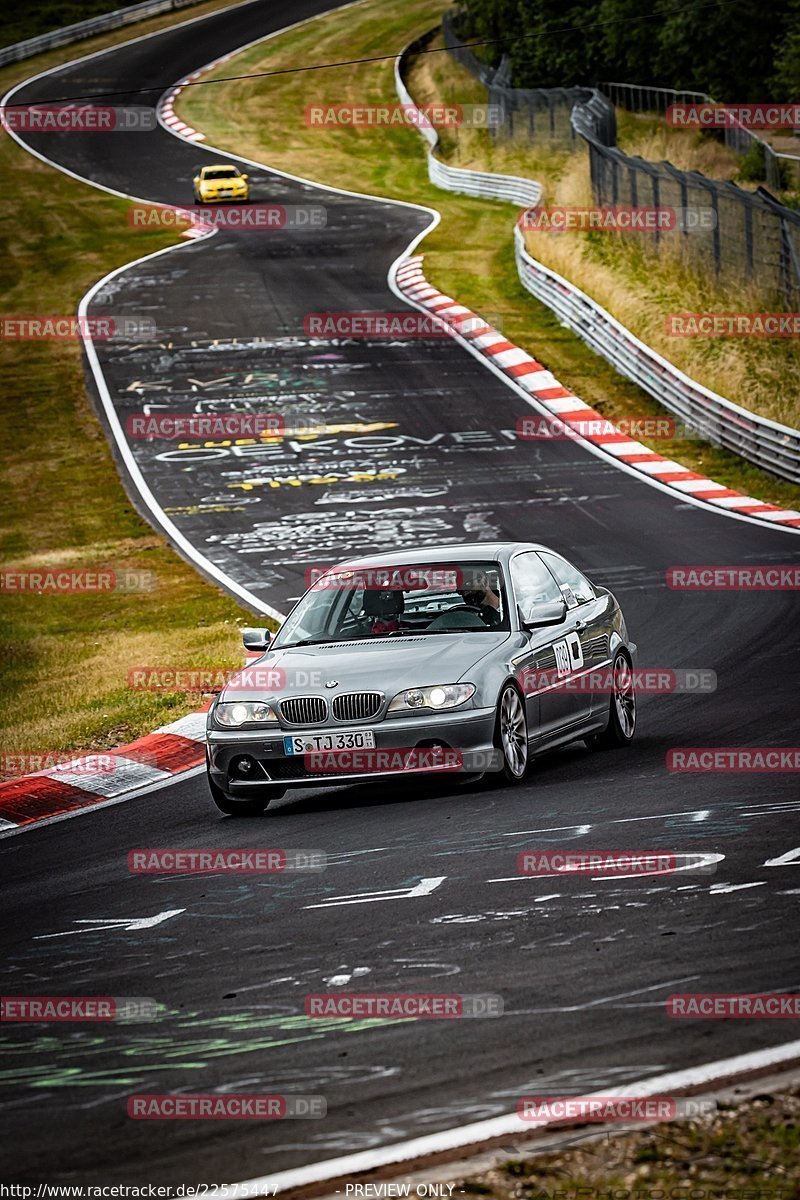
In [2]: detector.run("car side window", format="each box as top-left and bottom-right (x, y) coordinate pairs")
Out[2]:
(510, 553), (563, 618)
(538, 552), (595, 606)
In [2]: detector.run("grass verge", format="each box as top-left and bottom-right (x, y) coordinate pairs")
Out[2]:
(452, 1086), (800, 1199)
(0, 0), (263, 764)
(177, 0), (799, 511)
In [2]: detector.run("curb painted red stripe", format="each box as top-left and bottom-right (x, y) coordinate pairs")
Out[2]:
(394, 254), (800, 531)
(0, 776), (102, 826)
(116, 733), (205, 773)
(1, 660), (251, 832)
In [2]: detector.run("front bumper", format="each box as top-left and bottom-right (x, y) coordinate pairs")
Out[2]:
(198, 190), (249, 203)
(207, 706), (498, 794)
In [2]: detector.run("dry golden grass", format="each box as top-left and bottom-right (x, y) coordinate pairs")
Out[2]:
(616, 111), (746, 179)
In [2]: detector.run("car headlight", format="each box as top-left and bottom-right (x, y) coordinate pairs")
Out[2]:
(214, 701), (277, 727)
(387, 684), (475, 713)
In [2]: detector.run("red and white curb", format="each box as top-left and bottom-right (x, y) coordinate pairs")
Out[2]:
(0, 710), (208, 831)
(158, 52), (238, 145)
(158, 55), (243, 239)
(0, 655), (264, 832)
(156, 75), (214, 241)
(159, 88), (205, 143)
(394, 256), (800, 530)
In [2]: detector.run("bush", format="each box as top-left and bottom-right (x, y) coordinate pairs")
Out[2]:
(737, 142), (767, 182)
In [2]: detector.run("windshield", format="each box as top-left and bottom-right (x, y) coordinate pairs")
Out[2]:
(203, 167), (239, 179)
(273, 561), (510, 648)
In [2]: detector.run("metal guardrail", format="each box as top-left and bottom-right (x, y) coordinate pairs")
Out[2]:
(396, 32), (800, 484)
(395, 42), (542, 211)
(428, 154), (542, 206)
(0, 0), (202, 67)
(513, 226), (800, 483)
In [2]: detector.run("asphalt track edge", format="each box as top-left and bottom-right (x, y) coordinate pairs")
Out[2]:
(0, 764), (206, 841)
(206, 1039), (800, 1198)
(0, 0), (438, 830)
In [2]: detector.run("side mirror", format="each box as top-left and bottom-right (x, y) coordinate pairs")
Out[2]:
(520, 599), (567, 629)
(241, 173), (248, 180)
(242, 627), (271, 653)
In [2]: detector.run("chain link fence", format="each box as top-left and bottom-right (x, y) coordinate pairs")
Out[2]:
(441, 9), (800, 307)
(442, 11), (607, 147)
(600, 81), (800, 194)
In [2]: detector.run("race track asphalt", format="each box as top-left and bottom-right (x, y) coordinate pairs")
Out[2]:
(2, 0), (800, 1183)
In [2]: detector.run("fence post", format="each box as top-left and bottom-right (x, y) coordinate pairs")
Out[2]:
(652, 172), (660, 246)
(744, 203), (754, 276)
(709, 186), (721, 274)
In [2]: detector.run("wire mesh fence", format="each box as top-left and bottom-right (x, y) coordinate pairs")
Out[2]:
(442, 12), (601, 147)
(600, 81), (800, 194)
(441, 10), (800, 307)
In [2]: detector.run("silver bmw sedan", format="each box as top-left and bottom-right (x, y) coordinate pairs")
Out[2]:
(206, 542), (636, 815)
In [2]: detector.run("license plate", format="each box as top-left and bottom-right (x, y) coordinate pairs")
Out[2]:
(284, 730), (376, 755)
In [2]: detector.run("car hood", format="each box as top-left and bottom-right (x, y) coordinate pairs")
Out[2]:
(223, 633), (511, 700)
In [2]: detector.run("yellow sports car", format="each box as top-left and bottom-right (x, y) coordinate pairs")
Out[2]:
(192, 163), (249, 203)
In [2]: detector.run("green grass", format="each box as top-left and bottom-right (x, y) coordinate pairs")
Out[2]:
(178, 0), (800, 511)
(455, 1088), (800, 1198)
(0, 0), (268, 764)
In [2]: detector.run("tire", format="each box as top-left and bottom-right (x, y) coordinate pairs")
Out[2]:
(586, 651), (636, 750)
(207, 771), (284, 817)
(491, 684), (529, 784)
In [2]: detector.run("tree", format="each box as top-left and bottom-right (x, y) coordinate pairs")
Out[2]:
(771, 0), (800, 99)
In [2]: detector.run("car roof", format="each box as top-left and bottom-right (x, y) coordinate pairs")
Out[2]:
(201, 163), (239, 171)
(330, 542), (553, 572)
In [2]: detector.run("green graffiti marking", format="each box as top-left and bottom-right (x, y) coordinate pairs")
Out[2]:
(0, 1011), (410, 1089)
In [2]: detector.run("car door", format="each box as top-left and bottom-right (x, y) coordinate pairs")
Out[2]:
(509, 551), (586, 740)
(537, 552), (610, 718)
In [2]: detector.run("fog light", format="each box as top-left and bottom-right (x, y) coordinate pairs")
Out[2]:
(231, 756), (256, 778)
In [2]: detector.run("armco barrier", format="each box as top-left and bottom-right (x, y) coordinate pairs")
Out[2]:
(394, 38), (543, 211)
(513, 227), (800, 484)
(396, 35), (800, 485)
(428, 153), (542, 207)
(0, 0), (203, 67)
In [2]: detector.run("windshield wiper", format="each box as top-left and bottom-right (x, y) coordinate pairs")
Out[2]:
(389, 628), (460, 636)
(276, 637), (337, 649)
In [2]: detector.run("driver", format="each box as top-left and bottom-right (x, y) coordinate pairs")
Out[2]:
(458, 572), (503, 627)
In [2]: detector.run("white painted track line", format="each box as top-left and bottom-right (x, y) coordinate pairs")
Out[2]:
(211, 1039), (800, 1195)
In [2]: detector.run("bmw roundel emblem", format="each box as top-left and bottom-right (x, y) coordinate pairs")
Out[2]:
(325, 680), (339, 688)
